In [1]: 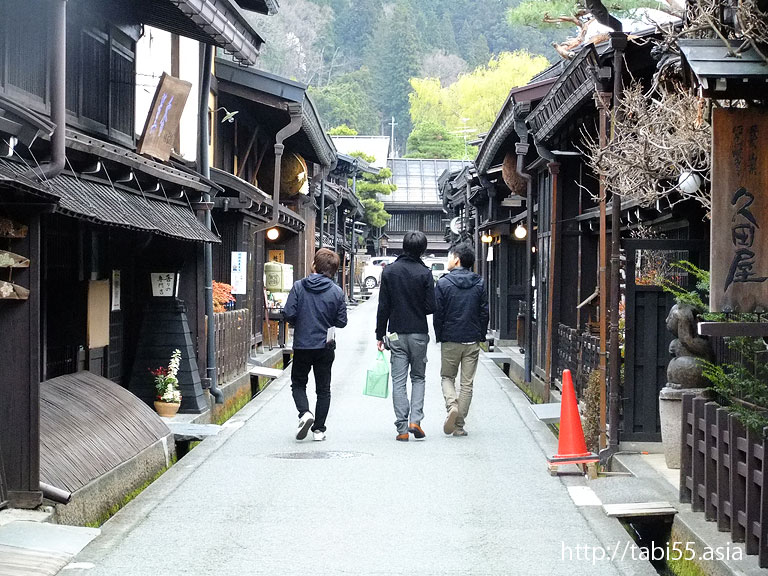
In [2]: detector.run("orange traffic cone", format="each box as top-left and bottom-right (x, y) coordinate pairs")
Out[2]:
(547, 369), (599, 466)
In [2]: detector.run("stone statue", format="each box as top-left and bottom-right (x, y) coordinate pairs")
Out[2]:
(665, 303), (714, 389)
(660, 302), (715, 468)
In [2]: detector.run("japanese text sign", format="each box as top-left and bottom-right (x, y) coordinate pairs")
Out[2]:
(231, 251), (247, 295)
(137, 73), (192, 161)
(151, 273), (178, 298)
(710, 108), (768, 312)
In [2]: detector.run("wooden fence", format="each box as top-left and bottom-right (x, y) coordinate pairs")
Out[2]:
(680, 393), (768, 567)
(214, 309), (251, 385)
(556, 323), (600, 396)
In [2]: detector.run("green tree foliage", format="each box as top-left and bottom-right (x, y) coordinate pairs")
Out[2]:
(365, 0), (422, 150)
(328, 124), (358, 136)
(348, 152), (394, 229)
(309, 69), (380, 134)
(409, 51), (550, 134)
(251, 0), (563, 149)
(405, 121), (468, 159)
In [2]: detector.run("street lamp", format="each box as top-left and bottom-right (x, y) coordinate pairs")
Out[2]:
(514, 223), (527, 240)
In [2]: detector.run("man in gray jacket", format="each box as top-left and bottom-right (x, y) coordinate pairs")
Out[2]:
(433, 241), (489, 436)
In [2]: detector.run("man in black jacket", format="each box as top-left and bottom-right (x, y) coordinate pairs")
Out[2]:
(376, 230), (436, 441)
(284, 248), (348, 442)
(433, 241), (489, 436)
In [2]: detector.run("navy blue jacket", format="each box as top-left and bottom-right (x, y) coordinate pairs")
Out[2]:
(284, 274), (347, 350)
(433, 267), (489, 343)
(375, 254), (436, 341)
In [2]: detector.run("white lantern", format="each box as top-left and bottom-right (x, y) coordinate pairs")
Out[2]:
(677, 171), (702, 195)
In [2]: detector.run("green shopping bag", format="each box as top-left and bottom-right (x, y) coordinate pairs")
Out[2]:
(364, 351), (390, 398)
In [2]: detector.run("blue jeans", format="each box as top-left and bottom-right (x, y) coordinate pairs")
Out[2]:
(389, 333), (429, 434)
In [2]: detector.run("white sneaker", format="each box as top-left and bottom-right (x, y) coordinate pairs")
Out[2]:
(313, 430), (326, 441)
(296, 412), (314, 440)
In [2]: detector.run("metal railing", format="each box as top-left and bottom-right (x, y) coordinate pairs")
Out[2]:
(214, 308), (251, 385)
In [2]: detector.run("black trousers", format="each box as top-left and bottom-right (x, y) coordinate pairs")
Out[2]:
(291, 348), (335, 432)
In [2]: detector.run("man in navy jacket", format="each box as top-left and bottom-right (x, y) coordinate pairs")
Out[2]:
(433, 241), (489, 436)
(376, 231), (436, 441)
(284, 248), (347, 441)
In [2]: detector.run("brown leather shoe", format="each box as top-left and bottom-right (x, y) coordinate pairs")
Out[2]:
(408, 423), (426, 439)
(396, 433), (409, 442)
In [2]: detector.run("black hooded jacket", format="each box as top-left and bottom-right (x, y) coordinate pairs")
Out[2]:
(375, 254), (436, 340)
(433, 267), (489, 343)
(284, 273), (347, 349)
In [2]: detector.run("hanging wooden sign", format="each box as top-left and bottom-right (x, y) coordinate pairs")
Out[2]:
(0, 280), (29, 300)
(0, 217), (28, 238)
(710, 108), (768, 312)
(137, 73), (192, 162)
(0, 250), (30, 268)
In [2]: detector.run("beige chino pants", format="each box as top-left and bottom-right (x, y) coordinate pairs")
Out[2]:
(440, 342), (481, 430)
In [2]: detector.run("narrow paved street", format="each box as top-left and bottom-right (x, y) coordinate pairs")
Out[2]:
(66, 293), (636, 576)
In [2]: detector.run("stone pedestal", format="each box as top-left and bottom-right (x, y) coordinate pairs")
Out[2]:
(659, 386), (705, 469)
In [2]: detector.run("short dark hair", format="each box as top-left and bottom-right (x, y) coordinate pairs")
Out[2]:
(313, 248), (340, 278)
(450, 241), (475, 269)
(402, 230), (427, 258)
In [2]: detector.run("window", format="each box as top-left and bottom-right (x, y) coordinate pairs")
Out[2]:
(423, 212), (443, 233)
(3, 1), (48, 102)
(0, 3), (136, 144)
(65, 5), (136, 144)
(82, 30), (109, 126)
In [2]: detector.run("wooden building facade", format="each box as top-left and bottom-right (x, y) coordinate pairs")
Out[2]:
(0, 0), (271, 509)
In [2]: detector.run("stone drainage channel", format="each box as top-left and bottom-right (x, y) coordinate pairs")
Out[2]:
(514, 379), (682, 576)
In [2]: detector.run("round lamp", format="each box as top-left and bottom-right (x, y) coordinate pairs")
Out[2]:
(677, 171), (702, 195)
(514, 223), (527, 240)
(266, 227), (280, 240)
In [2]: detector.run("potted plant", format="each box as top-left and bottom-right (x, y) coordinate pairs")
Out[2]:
(151, 349), (182, 417)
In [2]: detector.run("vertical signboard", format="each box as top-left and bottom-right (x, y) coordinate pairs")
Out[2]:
(111, 270), (121, 311)
(710, 108), (768, 312)
(231, 251), (247, 295)
(137, 73), (192, 161)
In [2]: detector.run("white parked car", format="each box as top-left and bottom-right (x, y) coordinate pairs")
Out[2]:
(424, 258), (449, 283)
(361, 256), (397, 289)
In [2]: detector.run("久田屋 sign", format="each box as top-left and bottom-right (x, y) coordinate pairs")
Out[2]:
(710, 108), (768, 312)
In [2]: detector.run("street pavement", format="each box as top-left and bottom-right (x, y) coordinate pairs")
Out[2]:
(63, 292), (650, 576)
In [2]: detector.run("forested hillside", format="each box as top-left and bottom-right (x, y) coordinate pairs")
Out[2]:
(245, 0), (563, 154)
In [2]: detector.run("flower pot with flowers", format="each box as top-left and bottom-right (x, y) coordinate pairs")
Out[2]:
(151, 349), (182, 417)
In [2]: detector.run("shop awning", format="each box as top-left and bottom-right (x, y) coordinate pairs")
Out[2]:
(0, 159), (220, 243)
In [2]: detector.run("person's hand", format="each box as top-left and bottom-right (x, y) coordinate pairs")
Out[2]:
(377, 340), (385, 351)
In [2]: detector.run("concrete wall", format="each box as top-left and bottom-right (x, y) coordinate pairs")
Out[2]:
(53, 436), (175, 526)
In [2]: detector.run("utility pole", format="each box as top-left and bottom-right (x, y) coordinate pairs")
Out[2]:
(388, 116), (397, 158)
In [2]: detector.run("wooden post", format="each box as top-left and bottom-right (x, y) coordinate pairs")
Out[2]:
(595, 91), (611, 449)
(544, 162), (560, 401)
